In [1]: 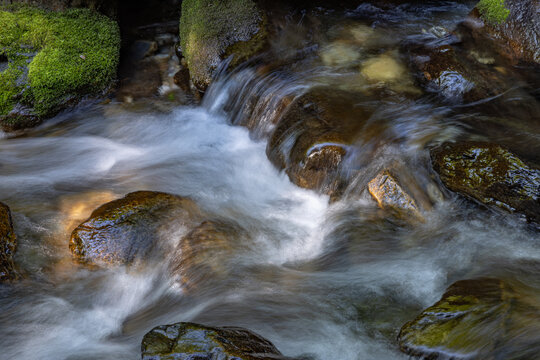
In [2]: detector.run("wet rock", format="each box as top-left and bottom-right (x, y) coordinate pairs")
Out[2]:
(468, 0), (539, 64)
(170, 220), (235, 290)
(69, 191), (201, 266)
(141, 322), (295, 360)
(173, 67), (191, 93)
(411, 44), (507, 102)
(267, 88), (371, 197)
(431, 142), (540, 223)
(179, 0), (268, 90)
(368, 171), (424, 221)
(398, 278), (540, 359)
(0, 202), (17, 282)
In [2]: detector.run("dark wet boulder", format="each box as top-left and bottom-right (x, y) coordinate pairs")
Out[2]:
(431, 142), (540, 223)
(141, 322), (295, 360)
(267, 88), (371, 197)
(0, 6), (120, 132)
(398, 278), (540, 359)
(69, 191), (201, 266)
(179, 0), (267, 90)
(468, 0), (539, 64)
(0, 202), (17, 282)
(170, 220), (236, 290)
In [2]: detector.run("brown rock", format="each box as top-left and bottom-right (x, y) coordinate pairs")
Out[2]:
(368, 171), (424, 221)
(170, 220), (235, 290)
(0, 202), (17, 282)
(69, 191), (201, 266)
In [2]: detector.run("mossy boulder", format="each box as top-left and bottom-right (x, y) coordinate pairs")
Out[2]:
(69, 191), (201, 266)
(170, 220), (237, 290)
(141, 322), (296, 360)
(0, 202), (17, 282)
(179, 0), (267, 90)
(398, 278), (540, 359)
(0, 5), (120, 131)
(431, 142), (540, 223)
(470, 0), (539, 64)
(267, 88), (372, 197)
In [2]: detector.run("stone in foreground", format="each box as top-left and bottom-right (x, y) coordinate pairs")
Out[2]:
(398, 278), (540, 359)
(69, 191), (200, 266)
(0, 202), (17, 282)
(141, 322), (295, 360)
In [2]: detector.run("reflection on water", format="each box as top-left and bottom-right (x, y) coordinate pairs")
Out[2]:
(1, 1), (540, 359)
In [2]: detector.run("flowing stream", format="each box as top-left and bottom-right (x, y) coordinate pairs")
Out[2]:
(1, 2), (540, 359)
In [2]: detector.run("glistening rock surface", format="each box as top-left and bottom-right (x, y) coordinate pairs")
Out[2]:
(141, 322), (297, 360)
(0, 202), (17, 282)
(69, 191), (201, 266)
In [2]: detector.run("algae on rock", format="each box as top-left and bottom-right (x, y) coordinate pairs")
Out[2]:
(0, 5), (120, 130)
(179, 0), (267, 90)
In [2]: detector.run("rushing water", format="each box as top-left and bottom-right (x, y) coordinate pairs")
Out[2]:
(1, 2), (540, 360)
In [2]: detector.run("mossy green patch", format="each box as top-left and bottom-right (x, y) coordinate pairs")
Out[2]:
(477, 0), (510, 24)
(0, 5), (120, 117)
(179, 0), (265, 88)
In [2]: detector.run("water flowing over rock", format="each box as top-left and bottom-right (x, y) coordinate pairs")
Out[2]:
(141, 322), (296, 360)
(267, 88), (371, 197)
(69, 191), (201, 266)
(398, 278), (540, 359)
(179, 0), (267, 90)
(0, 202), (17, 282)
(170, 220), (236, 290)
(431, 142), (540, 223)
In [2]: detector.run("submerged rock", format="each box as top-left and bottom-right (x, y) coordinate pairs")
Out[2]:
(0, 202), (17, 282)
(431, 142), (540, 223)
(398, 278), (540, 359)
(267, 88), (371, 197)
(368, 171), (424, 221)
(170, 220), (235, 290)
(179, 0), (267, 90)
(141, 322), (295, 360)
(69, 191), (201, 266)
(0, 6), (120, 131)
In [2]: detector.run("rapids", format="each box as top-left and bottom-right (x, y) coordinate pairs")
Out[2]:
(1, 1), (540, 359)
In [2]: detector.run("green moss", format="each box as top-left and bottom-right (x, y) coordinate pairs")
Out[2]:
(0, 5), (120, 116)
(179, 0), (264, 87)
(477, 0), (510, 24)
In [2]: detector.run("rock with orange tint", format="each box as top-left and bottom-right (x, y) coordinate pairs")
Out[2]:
(69, 191), (201, 266)
(368, 171), (424, 221)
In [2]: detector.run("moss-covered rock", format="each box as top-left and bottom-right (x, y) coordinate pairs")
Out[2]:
(431, 142), (540, 223)
(69, 191), (201, 266)
(179, 0), (267, 90)
(470, 0), (539, 64)
(0, 5), (120, 131)
(141, 322), (296, 360)
(0, 202), (17, 282)
(398, 278), (540, 359)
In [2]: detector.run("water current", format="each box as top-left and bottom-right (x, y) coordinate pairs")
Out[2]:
(1, 1), (540, 359)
